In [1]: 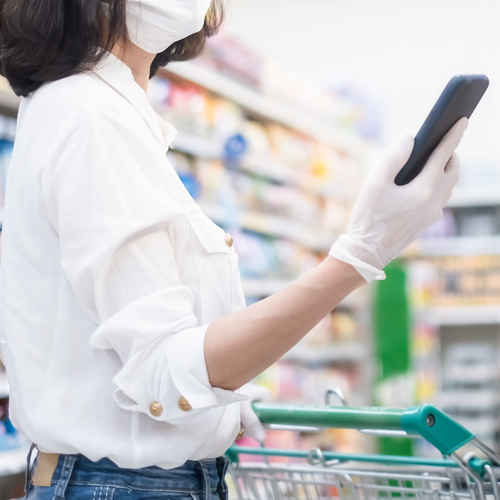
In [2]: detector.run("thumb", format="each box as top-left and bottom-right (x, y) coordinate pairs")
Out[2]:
(376, 132), (414, 183)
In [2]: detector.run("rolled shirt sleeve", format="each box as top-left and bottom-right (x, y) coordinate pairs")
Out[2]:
(41, 101), (245, 424)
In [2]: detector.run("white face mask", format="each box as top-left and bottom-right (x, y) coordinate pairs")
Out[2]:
(127, 0), (212, 54)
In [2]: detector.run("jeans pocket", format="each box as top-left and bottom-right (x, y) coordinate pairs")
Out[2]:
(114, 494), (198, 500)
(156, 496), (198, 500)
(63, 484), (117, 500)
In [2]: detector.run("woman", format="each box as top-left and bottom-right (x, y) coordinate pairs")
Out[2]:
(0, 0), (466, 498)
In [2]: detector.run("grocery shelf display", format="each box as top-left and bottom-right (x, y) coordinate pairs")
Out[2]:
(407, 194), (500, 456)
(0, 114), (31, 485)
(0, 115), (15, 228)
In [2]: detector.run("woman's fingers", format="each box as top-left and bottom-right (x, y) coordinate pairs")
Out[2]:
(423, 117), (468, 183)
(376, 116), (466, 186)
(378, 132), (415, 183)
(240, 400), (267, 442)
(444, 151), (460, 176)
(440, 152), (460, 206)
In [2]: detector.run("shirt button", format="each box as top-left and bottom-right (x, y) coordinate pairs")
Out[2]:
(178, 396), (193, 412)
(149, 401), (163, 417)
(225, 233), (233, 248)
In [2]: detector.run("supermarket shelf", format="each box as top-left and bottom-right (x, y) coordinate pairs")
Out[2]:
(0, 447), (29, 477)
(405, 236), (500, 256)
(240, 158), (356, 201)
(0, 372), (9, 399)
(241, 279), (290, 297)
(173, 134), (311, 186)
(419, 305), (500, 326)
(241, 279), (368, 310)
(162, 63), (367, 160)
(0, 90), (20, 116)
(447, 187), (500, 207)
(283, 343), (367, 364)
(241, 158), (305, 187)
(235, 211), (332, 252)
(172, 134), (356, 200)
(172, 132), (221, 159)
(338, 289), (369, 310)
(200, 202), (333, 252)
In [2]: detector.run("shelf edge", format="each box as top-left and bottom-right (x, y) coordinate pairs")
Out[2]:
(162, 63), (367, 159)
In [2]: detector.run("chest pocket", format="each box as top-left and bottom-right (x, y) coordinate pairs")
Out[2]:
(187, 206), (235, 256)
(185, 205), (243, 320)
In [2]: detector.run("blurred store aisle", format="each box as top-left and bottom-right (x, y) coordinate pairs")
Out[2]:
(224, 0), (500, 183)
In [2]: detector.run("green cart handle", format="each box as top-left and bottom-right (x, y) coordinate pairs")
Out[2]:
(251, 402), (475, 456)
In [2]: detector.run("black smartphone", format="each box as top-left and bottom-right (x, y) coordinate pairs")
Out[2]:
(394, 74), (489, 186)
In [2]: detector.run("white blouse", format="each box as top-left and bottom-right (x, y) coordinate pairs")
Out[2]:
(0, 53), (248, 469)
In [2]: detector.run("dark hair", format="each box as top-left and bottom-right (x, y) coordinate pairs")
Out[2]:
(0, 0), (224, 97)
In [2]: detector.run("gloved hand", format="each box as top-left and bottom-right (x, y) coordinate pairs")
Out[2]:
(238, 383), (272, 443)
(330, 117), (468, 282)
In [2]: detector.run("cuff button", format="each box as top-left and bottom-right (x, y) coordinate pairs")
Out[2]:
(178, 396), (193, 412)
(149, 401), (163, 417)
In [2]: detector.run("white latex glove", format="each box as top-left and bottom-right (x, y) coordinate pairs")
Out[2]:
(238, 383), (272, 443)
(330, 117), (468, 282)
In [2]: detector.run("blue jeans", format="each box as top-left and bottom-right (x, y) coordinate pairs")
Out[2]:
(25, 445), (230, 500)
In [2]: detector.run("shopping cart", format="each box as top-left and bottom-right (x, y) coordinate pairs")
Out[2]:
(226, 401), (500, 500)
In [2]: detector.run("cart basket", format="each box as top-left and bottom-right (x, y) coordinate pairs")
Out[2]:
(227, 403), (500, 500)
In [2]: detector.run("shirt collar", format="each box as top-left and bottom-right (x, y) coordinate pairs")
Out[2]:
(92, 52), (177, 152)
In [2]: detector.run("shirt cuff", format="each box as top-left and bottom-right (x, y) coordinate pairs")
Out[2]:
(112, 325), (246, 424)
